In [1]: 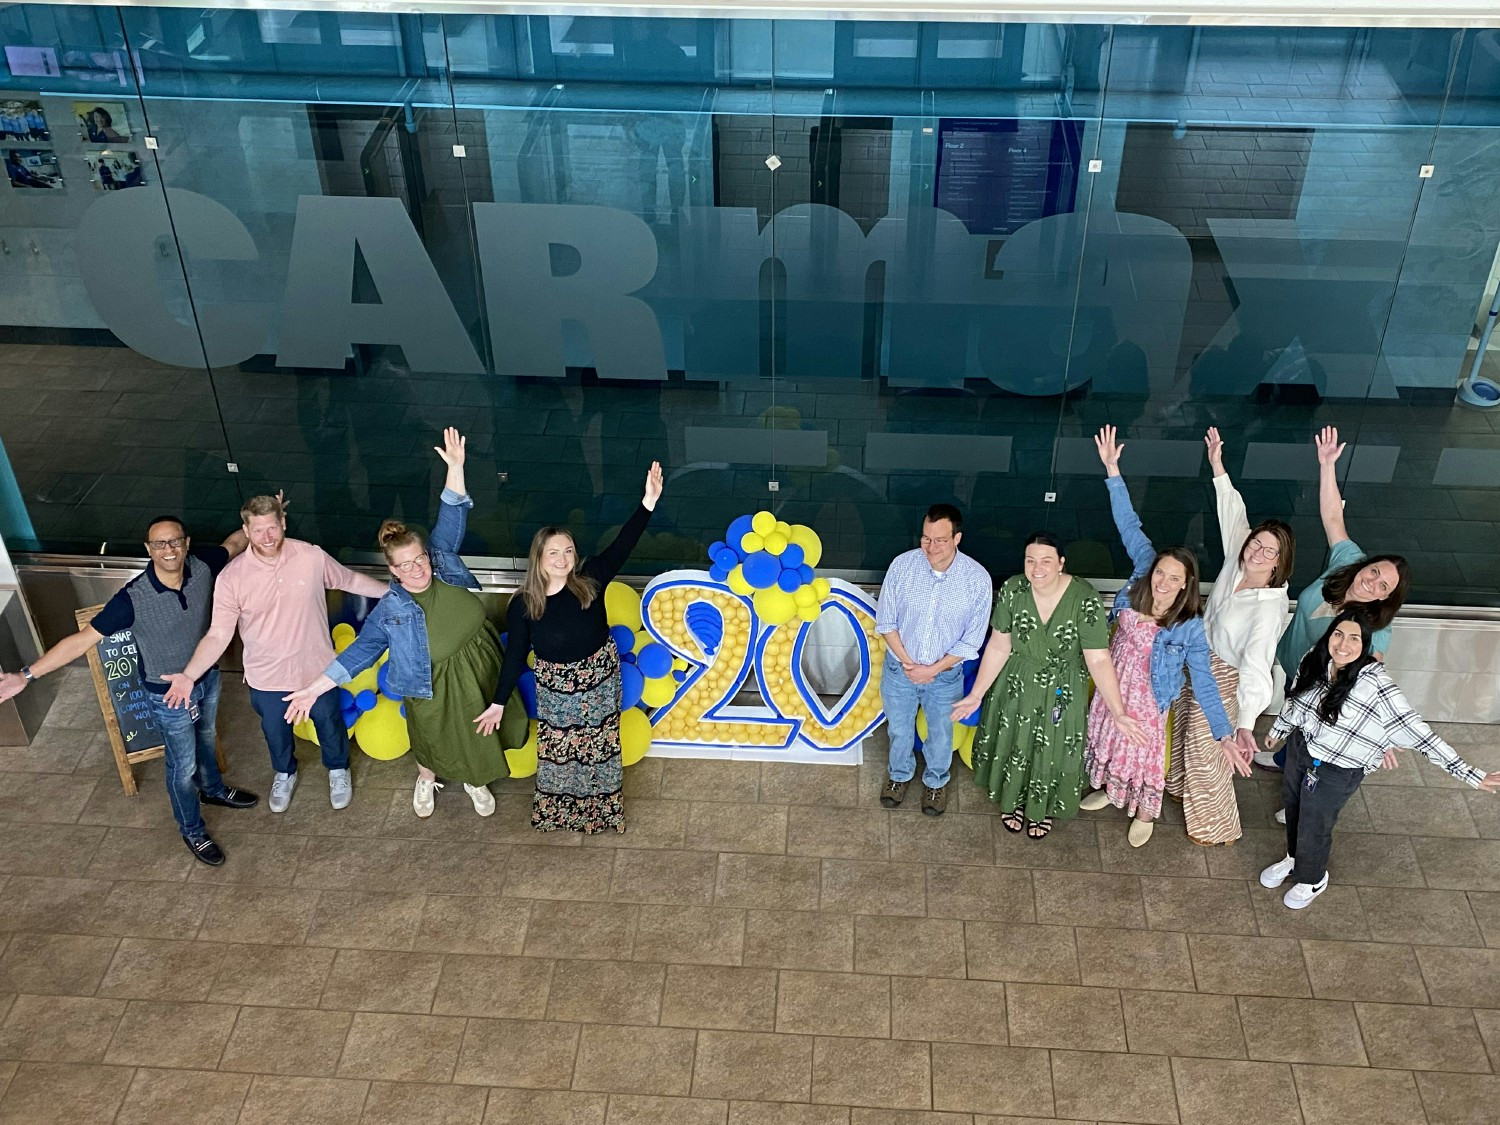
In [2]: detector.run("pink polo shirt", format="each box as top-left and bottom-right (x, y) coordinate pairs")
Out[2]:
(207, 538), (369, 692)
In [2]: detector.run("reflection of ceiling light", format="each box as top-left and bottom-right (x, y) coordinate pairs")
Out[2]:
(922, 126), (933, 134)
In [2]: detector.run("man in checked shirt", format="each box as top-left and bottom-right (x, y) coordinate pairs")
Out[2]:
(876, 504), (993, 816)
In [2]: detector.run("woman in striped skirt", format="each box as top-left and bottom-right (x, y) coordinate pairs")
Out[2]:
(1166, 428), (1293, 846)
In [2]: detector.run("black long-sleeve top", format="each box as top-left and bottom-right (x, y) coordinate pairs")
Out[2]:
(494, 503), (653, 705)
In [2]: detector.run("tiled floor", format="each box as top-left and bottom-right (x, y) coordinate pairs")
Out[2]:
(2, 667), (1499, 1124)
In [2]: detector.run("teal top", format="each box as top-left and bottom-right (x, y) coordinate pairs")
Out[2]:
(1276, 538), (1393, 678)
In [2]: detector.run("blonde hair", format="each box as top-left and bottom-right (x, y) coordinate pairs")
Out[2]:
(376, 519), (423, 563)
(520, 525), (597, 620)
(239, 494), (284, 525)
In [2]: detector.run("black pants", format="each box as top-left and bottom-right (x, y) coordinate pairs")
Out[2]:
(1282, 729), (1365, 886)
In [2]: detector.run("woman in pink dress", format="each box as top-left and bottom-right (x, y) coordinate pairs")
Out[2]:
(1083, 427), (1238, 847)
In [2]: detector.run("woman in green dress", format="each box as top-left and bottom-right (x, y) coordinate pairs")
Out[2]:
(283, 428), (509, 818)
(953, 534), (1145, 838)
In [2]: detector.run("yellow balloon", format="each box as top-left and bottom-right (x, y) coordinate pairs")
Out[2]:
(727, 565), (753, 596)
(811, 577), (831, 599)
(505, 720), (539, 778)
(331, 623), (356, 652)
(797, 605), (821, 622)
(915, 708), (928, 741)
(740, 531), (764, 554)
(641, 677), (676, 708)
(793, 586), (816, 607)
(955, 722), (976, 768)
(751, 511), (776, 537)
(672, 657), (690, 672)
(348, 667), (379, 696)
(620, 708), (652, 766)
(789, 525), (823, 567)
(632, 629), (652, 654)
(376, 652), (388, 667)
(605, 581), (643, 632)
(753, 587), (797, 626)
(764, 532), (788, 555)
(293, 718), (319, 745)
(354, 696), (410, 760)
(774, 520), (792, 538)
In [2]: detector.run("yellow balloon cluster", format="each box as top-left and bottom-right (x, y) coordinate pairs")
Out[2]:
(505, 719), (539, 778)
(915, 707), (977, 768)
(604, 581), (658, 767)
(357, 695), (411, 760)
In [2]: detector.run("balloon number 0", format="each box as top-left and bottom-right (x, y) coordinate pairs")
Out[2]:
(641, 572), (885, 755)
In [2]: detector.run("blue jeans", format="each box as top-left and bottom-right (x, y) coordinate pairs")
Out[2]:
(145, 667), (225, 840)
(881, 655), (965, 789)
(248, 684), (350, 776)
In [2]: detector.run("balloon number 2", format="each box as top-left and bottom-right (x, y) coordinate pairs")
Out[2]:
(641, 572), (885, 759)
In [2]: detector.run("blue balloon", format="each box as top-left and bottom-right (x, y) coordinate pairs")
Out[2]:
(376, 663), (392, 695)
(959, 707), (980, 728)
(636, 642), (673, 679)
(776, 568), (803, 593)
(781, 543), (804, 569)
(673, 669), (687, 682)
(399, 704), (406, 719)
(709, 565), (729, 584)
(685, 601), (724, 655)
(341, 709), (359, 730)
(708, 541), (726, 559)
(798, 564), (814, 584)
(355, 689), (378, 712)
(742, 551), (780, 590)
(714, 547), (740, 570)
(726, 514), (755, 553)
(338, 688), (356, 710)
(619, 662), (645, 709)
(517, 669), (538, 719)
(622, 651), (636, 664)
(611, 624), (635, 656)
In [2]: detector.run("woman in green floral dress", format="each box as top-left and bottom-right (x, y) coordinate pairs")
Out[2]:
(953, 535), (1145, 837)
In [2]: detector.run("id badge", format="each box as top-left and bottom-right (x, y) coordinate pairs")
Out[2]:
(1303, 757), (1321, 794)
(1049, 687), (1064, 726)
(188, 700), (201, 724)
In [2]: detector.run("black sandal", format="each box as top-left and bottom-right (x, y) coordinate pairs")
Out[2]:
(1001, 810), (1025, 834)
(1026, 817), (1054, 840)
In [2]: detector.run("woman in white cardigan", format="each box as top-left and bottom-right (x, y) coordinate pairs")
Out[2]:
(1166, 428), (1294, 845)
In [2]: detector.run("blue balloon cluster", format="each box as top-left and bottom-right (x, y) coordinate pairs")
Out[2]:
(336, 660), (404, 731)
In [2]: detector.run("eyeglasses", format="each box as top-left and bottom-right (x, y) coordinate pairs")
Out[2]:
(146, 537), (187, 552)
(391, 552), (429, 575)
(920, 536), (953, 547)
(1244, 539), (1280, 560)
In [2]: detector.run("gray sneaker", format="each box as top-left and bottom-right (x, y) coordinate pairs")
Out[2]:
(268, 771), (297, 813)
(329, 768), (353, 810)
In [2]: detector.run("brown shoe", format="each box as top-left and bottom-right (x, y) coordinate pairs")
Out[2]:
(921, 785), (948, 816)
(880, 778), (910, 808)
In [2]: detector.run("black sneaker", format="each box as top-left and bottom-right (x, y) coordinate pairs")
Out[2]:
(201, 787), (259, 809)
(184, 834), (225, 867)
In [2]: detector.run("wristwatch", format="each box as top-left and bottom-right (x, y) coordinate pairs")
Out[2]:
(20, 666), (34, 682)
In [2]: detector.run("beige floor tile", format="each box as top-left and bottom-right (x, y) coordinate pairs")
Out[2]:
(414, 894), (530, 956)
(483, 1088), (607, 1125)
(1138, 876), (1257, 936)
(217, 1006), (353, 1076)
(1096, 825), (1209, 878)
(991, 815), (1101, 873)
(1319, 832), (1427, 889)
(889, 977), (1007, 1045)
(0, 994), (126, 1063)
(1364, 787), (1478, 839)
(1414, 1071), (1500, 1125)
(185, 831), (308, 888)
(1074, 926), (1194, 992)
(661, 964), (778, 1031)
(0, 1062), (133, 1125)
(1251, 883), (1372, 941)
(856, 1114), (973, 1125)
(1467, 891), (1500, 947)
(1415, 945), (1500, 1008)
(0, 773), (98, 824)
(1357, 886), (1484, 946)
(405, 843), (512, 897)
(547, 959), (665, 1025)
(776, 970), (890, 1037)
(1238, 996), (1367, 1065)
(359, 1079), (489, 1124)
(0, 932), (118, 996)
(1355, 1002), (1491, 1073)
(431, 954), (553, 1019)
(317, 948), (444, 1013)
(608, 1093), (729, 1124)
(96, 936), (226, 1000)
(1187, 934), (1310, 997)
(1203, 828), (1288, 882)
(1050, 1049), (1176, 1125)
(692, 1029), (812, 1101)
(1120, 989), (1245, 1059)
(715, 855), (821, 911)
(503, 846), (616, 901)
(1476, 1007), (1500, 1070)
(0, 824), (106, 878)
(196, 885), (322, 945)
(583, 799), (687, 850)
(728, 1103), (850, 1125)
(759, 763), (859, 807)
(1006, 983), (1125, 1052)
(207, 944), (336, 1008)
(88, 881), (213, 941)
(819, 860), (925, 917)
(305, 890), (427, 951)
(687, 804), (788, 856)
(964, 921), (1079, 984)
(103, 999), (238, 1068)
(572, 1024), (697, 1097)
(661, 761), (761, 803)
(611, 849), (719, 906)
(634, 906), (744, 966)
(1170, 1057), (1299, 1125)
(335, 1012), (465, 1082)
(1412, 838), (1500, 893)
(454, 1017), (579, 1087)
(290, 837), (414, 892)
(1301, 939), (1429, 1004)
(525, 900), (639, 960)
(1294, 1063), (1426, 1125)
(235, 1075), (370, 1125)
(786, 807), (889, 860)
(621, 758), (665, 800)
(930, 1042), (1051, 1116)
(854, 916), (965, 978)
(924, 865), (1033, 922)
(812, 1036), (930, 1110)
(1034, 872), (1146, 929)
(888, 813), (991, 866)
(113, 1067), (250, 1125)
(0, 876), (112, 934)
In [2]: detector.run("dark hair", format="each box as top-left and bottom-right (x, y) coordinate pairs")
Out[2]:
(376, 518), (424, 563)
(1127, 545), (1203, 629)
(1242, 519), (1296, 588)
(923, 503), (963, 535)
(91, 107), (113, 125)
(143, 515), (185, 540)
(1024, 532), (1063, 555)
(1321, 553), (1410, 632)
(1287, 610), (1376, 724)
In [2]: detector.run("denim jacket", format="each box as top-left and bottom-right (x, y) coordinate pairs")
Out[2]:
(324, 488), (480, 700)
(1106, 475), (1233, 740)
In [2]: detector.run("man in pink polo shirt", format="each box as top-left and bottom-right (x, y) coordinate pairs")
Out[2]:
(165, 494), (387, 812)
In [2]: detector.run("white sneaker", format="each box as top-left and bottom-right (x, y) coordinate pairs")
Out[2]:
(463, 783), (496, 817)
(413, 776), (442, 818)
(268, 771), (297, 813)
(1284, 873), (1329, 910)
(1274, 807), (1287, 825)
(1252, 751), (1282, 772)
(1259, 855), (1296, 889)
(328, 768), (353, 811)
(1078, 789), (1111, 812)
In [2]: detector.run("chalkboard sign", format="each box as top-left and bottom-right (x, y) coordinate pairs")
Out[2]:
(75, 604), (167, 796)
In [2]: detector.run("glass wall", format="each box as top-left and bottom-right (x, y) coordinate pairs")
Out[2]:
(2, 7), (1498, 605)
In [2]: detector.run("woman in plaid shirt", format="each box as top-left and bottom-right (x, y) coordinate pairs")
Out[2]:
(1259, 611), (1500, 910)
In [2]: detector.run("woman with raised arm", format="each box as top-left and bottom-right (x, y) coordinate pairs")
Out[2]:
(283, 428), (507, 818)
(1260, 611), (1500, 910)
(1167, 427), (1294, 846)
(475, 463), (664, 834)
(953, 534), (1146, 840)
(1254, 425), (1410, 774)
(1079, 427), (1238, 847)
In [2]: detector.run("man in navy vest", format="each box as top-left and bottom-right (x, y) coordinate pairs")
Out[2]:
(0, 515), (260, 865)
